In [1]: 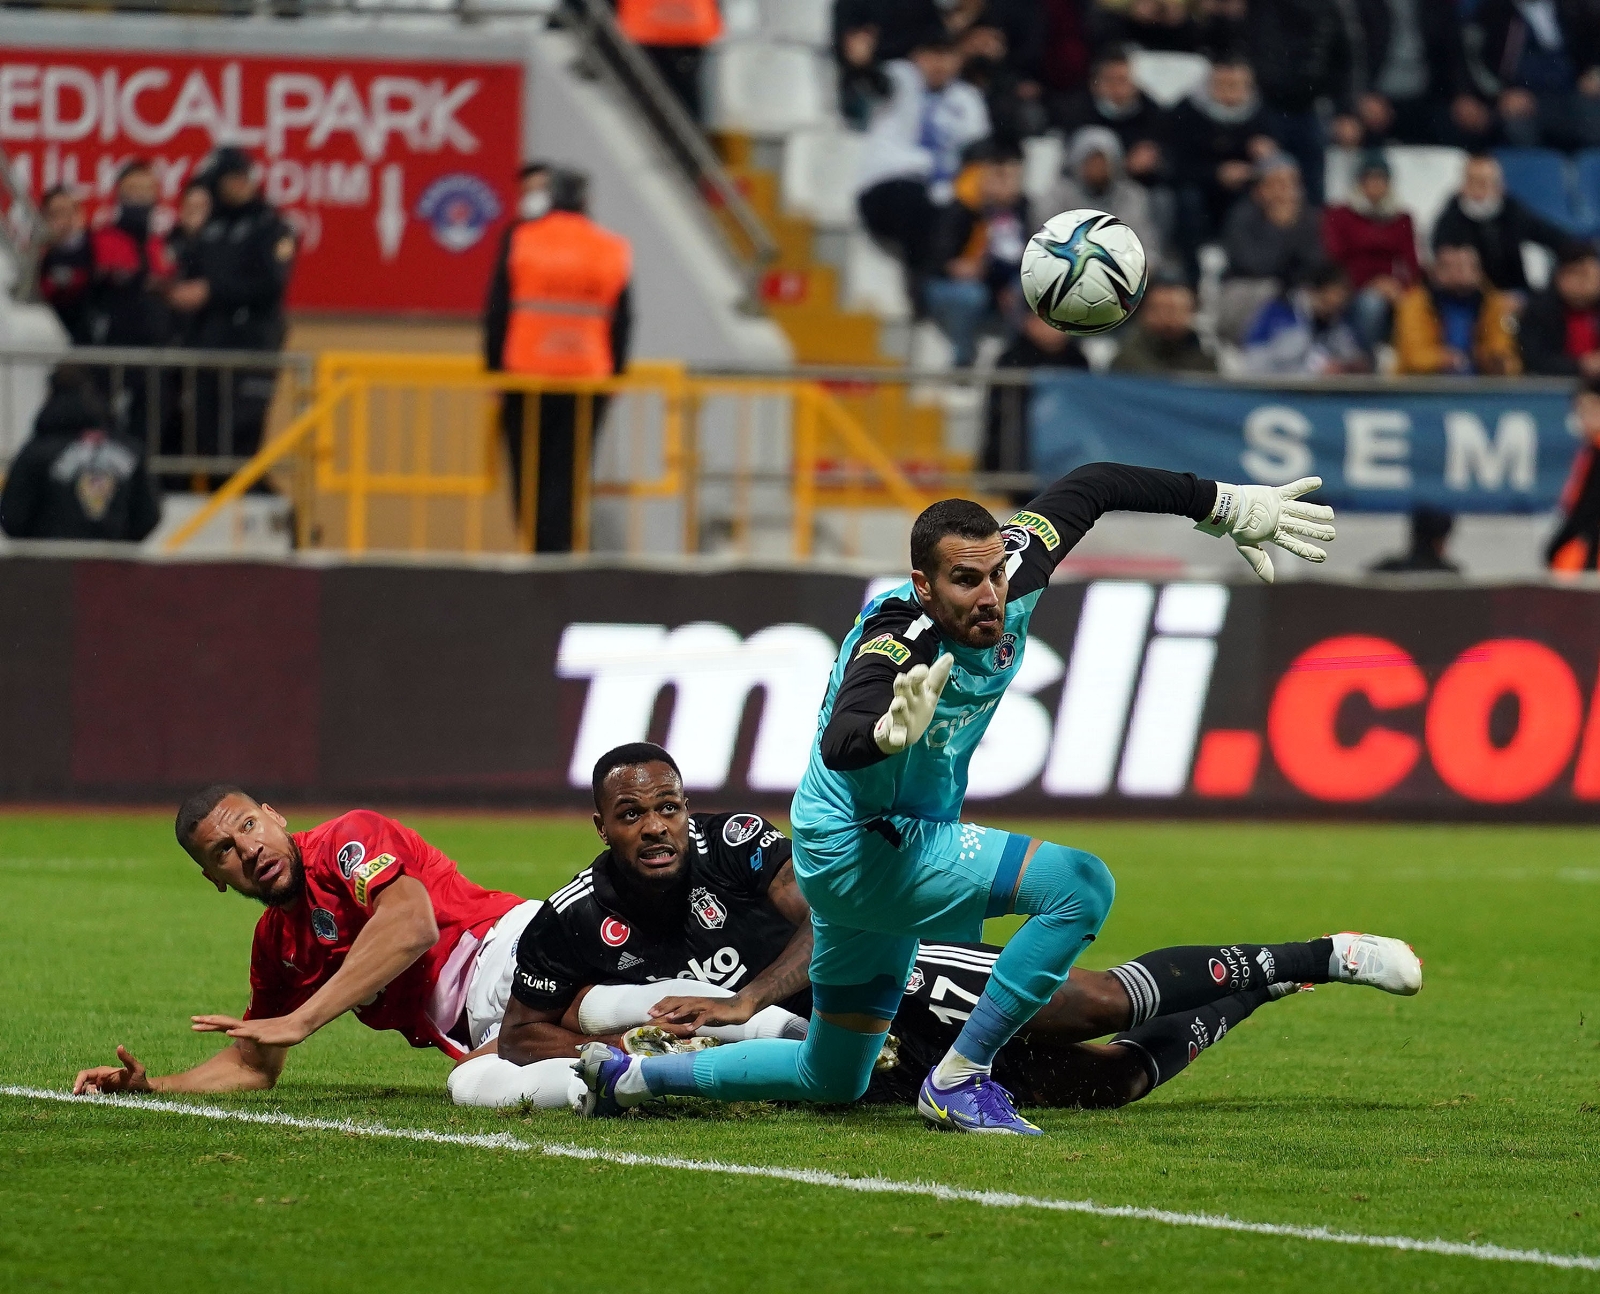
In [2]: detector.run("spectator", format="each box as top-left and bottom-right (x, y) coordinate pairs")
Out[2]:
(1047, 127), (1163, 272)
(87, 159), (175, 350)
(1240, 261), (1372, 375)
(1547, 377), (1600, 571)
(856, 29), (990, 291)
(1369, 506), (1461, 574)
(516, 160), (554, 221)
(1470, 0), (1600, 151)
(1039, 0), (1095, 112)
(1241, 0), (1355, 204)
(1520, 245), (1600, 377)
(1321, 151), (1420, 347)
(1219, 155), (1324, 342)
(1432, 153), (1577, 296)
(837, 21), (893, 128)
(165, 180), (212, 346)
(36, 187), (93, 345)
(835, 0), (944, 63)
(1344, 0), (1493, 147)
(1054, 46), (1168, 192)
(925, 143), (1031, 366)
(1109, 272), (1216, 372)
(483, 170), (632, 553)
(1393, 241), (1521, 374)
(983, 311), (1088, 497)
(958, 21), (1049, 141)
(173, 148), (296, 465)
(1167, 57), (1278, 271)
(0, 367), (160, 543)
(1090, 0), (1202, 53)
(614, 0), (721, 125)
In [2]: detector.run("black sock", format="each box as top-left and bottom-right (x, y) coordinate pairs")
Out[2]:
(1110, 987), (1271, 1090)
(1108, 939), (1333, 1025)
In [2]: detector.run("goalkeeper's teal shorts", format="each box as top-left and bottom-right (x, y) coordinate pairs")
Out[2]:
(791, 816), (1032, 1016)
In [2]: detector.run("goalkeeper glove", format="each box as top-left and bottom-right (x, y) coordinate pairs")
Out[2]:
(1196, 476), (1335, 584)
(873, 653), (954, 755)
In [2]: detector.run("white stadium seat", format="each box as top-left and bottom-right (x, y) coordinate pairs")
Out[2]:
(756, 0), (832, 47)
(1129, 50), (1209, 108)
(782, 126), (867, 227)
(706, 41), (832, 135)
(843, 230), (912, 321)
(1325, 145), (1467, 255)
(1023, 134), (1065, 213)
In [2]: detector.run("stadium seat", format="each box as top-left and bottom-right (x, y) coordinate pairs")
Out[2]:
(782, 126), (867, 227)
(842, 230), (913, 322)
(1495, 148), (1583, 233)
(1129, 50), (1209, 108)
(706, 41), (832, 136)
(1023, 135), (1065, 213)
(1570, 148), (1600, 236)
(755, 0), (832, 46)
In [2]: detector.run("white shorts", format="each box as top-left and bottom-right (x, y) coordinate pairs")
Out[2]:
(463, 900), (543, 1051)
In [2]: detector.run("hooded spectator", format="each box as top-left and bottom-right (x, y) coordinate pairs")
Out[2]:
(1167, 57), (1278, 267)
(0, 368), (160, 543)
(1321, 151), (1420, 346)
(1520, 245), (1600, 377)
(1344, 0), (1493, 147)
(1370, 506), (1461, 574)
(1046, 127), (1163, 271)
(1218, 155), (1325, 341)
(1240, 261), (1372, 375)
(36, 187), (93, 345)
(1393, 241), (1521, 374)
(1110, 273), (1215, 373)
(1470, 0), (1600, 150)
(1548, 377), (1600, 571)
(856, 29), (991, 288)
(1432, 153), (1578, 295)
(925, 143), (1031, 365)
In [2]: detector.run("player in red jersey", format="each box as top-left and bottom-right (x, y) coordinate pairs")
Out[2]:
(71, 785), (547, 1095)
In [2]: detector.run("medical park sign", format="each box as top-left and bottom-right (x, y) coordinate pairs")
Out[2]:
(1029, 373), (1576, 513)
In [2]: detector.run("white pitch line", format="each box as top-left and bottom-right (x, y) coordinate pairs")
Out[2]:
(6, 1084), (1597, 1273)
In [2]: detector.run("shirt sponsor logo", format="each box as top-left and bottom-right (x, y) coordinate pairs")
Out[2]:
(310, 907), (339, 943)
(690, 887), (727, 930)
(993, 632), (1018, 671)
(517, 969), (560, 995)
(600, 916), (631, 947)
(336, 841), (366, 878)
(904, 967), (926, 995)
(856, 633), (911, 666)
(351, 852), (397, 906)
(722, 813), (764, 847)
(1009, 509), (1061, 551)
(415, 172), (502, 253)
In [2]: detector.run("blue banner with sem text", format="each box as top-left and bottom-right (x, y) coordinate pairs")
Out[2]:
(1028, 373), (1576, 512)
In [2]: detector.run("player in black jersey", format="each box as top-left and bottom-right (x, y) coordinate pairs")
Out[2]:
(465, 744), (1420, 1112)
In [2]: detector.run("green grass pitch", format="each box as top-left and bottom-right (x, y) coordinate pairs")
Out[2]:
(3, 810), (1598, 1292)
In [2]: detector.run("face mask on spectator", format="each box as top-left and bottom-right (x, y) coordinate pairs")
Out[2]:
(520, 191), (551, 221)
(1459, 191), (1504, 221)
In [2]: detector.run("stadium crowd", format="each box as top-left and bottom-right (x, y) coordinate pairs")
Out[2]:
(833, 0), (1600, 380)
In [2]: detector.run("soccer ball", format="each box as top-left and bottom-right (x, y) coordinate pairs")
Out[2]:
(1019, 210), (1147, 335)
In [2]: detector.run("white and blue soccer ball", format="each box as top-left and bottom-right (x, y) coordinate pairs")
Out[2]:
(1019, 209), (1148, 335)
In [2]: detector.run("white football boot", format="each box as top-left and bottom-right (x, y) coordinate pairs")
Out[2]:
(1328, 933), (1423, 995)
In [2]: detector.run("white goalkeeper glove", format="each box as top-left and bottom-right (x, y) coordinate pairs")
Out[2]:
(1195, 477), (1336, 584)
(873, 654), (954, 755)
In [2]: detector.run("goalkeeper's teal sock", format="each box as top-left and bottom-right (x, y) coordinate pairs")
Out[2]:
(639, 1015), (883, 1103)
(942, 842), (1114, 1075)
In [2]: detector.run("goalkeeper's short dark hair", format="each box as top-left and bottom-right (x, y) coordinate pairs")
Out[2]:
(591, 743), (682, 810)
(911, 498), (1001, 575)
(175, 783), (253, 854)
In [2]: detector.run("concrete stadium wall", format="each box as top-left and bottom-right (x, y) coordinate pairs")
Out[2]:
(5, 552), (1600, 820)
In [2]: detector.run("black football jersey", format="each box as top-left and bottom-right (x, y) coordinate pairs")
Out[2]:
(867, 941), (1007, 1103)
(512, 812), (805, 1016)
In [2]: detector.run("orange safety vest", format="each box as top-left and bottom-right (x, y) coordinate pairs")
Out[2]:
(503, 211), (632, 378)
(616, 0), (721, 46)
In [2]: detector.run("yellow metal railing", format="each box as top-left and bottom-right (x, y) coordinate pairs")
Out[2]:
(164, 353), (938, 557)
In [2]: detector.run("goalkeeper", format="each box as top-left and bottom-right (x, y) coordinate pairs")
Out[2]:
(579, 463), (1341, 1135)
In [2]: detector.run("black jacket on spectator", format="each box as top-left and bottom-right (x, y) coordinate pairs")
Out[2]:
(1054, 87), (1169, 168)
(38, 236), (94, 345)
(190, 196), (294, 351)
(1244, 0), (1355, 113)
(1432, 195), (1577, 293)
(1470, 0), (1600, 92)
(1519, 288), (1600, 375)
(1167, 96), (1274, 221)
(1349, 0), (1472, 101)
(0, 382), (160, 542)
(833, 0), (942, 62)
(930, 194), (1032, 297)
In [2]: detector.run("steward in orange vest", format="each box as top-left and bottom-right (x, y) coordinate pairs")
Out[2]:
(615, 0), (721, 124)
(484, 171), (633, 551)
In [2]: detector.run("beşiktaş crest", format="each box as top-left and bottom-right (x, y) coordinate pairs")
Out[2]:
(690, 887), (727, 930)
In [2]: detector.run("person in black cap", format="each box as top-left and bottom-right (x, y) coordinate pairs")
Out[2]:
(169, 148), (296, 473)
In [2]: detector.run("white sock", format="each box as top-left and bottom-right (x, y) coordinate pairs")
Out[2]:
(698, 1004), (807, 1042)
(611, 1056), (655, 1107)
(577, 979), (733, 1034)
(931, 1048), (989, 1090)
(447, 1055), (582, 1109)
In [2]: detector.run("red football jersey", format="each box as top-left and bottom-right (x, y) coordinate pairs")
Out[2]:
(245, 810), (522, 1057)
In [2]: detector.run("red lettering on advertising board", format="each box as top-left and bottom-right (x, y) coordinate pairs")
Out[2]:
(1268, 635), (1426, 801)
(1191, 730), (1261, 798)
(1425, 639), (1582, 803)
(0, 48), (522, 313)
(1570, 666), (1600, 799)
